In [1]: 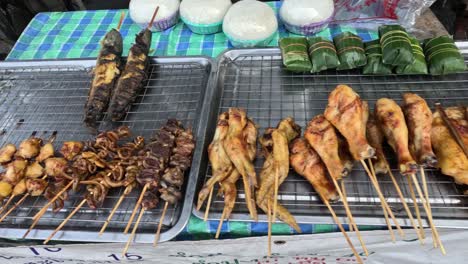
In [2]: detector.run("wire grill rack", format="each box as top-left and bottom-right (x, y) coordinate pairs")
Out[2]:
(0, 57), (213, 242)
(195, 48), (468, 228)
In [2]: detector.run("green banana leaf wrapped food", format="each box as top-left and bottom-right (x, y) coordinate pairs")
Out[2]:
(307, 37), (340, 73)
(424, 35), (466, 75)
(379, 25), (414, 66)
(362, 40), (393, 75)
(333, 32), (367, 70)
(395, 37), (428, 75)
(279, 37), (312, 72)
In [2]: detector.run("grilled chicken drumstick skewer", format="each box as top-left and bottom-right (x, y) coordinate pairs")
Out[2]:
(290, 138), (363, 264)
(366, 113), (424, 244)
(376, 98), (444, 253)
(324, 85), (405, 239)
(305, 115), (368, 255)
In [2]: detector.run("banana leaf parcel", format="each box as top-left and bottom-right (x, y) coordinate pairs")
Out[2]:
(395, 37), (428, 75)
(307, 37), (340, 73)
(333, 32), (367, 70)
(279, 37), (312, 72)
(362, 39), (393, 75)
(424, 35), (466, 75)
(379, 25), (414, 66)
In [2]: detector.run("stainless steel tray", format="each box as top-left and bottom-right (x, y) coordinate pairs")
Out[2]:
(0, 56), (214, 242)
(194, 45), (468, 228)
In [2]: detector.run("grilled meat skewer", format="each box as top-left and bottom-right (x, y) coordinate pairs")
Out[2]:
(108, 29), (152, 121)
(84, 29), (123, 128)
(0, 144), (16, 164)
(366, 113), (388, 175)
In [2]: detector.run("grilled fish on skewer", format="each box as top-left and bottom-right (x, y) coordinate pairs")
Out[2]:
(324, 85), (375, 160)
(403, 93), (438, 167)
(223, 108), (258, 220)
(432, 107), (468, 184)
(84, 29), (123, 127)
(290, 138), (338, 202)
(375, 98), (418, 175)
(108, 29), (152, 121)
(0, 144), (16, 164)
(366, 113), (388, 175)
(305, 115), (345, 180)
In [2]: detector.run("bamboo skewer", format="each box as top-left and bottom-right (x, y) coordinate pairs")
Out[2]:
(340, 180), (353, 232)
(267, 199), (272, 257)
(33, 181), (73, 221)
(406, 175), (425, 239)
(0, 195), (16, 216)
(99, 187), (130, 236)
(215, 206), (227, 239)
(43, 198), (87, 245)
(124, 183), (149, 234)
(153, 201), (169, 247)
(329, 177), (369, 256)
(360, 160), (405, 238)
(272, 166), (279, 222)
(116, 11), (125, 31)
(420, 167), (437, 248)
(383, 163), (424, 244)
(0, 193), (29, 223)
(410, 174), (446, 254)
(367, 159), (395, 242)
(203, 187), (214, 221)
(123, 207), (145, 256)
(321, 194), (363, 264)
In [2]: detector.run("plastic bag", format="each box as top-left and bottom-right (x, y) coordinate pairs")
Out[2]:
(332, 0), (437, 37)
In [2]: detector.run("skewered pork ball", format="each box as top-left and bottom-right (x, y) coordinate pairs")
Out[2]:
(25, 161), (44, 178)
(12, 179), (27, 196)
(0, 144), (16, 163)
(36, 142), (54, 162)
(17, 137), (42, 159)
(4, 159), (28, 185)
(60, 141), (84, 161)
(0, 181), (13, 197)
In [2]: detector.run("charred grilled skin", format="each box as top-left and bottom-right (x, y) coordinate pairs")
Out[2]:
(305, 115), (345, 180)
(375, 98), (418, 175)
(290, 138), (339, 202)
(197, 113), (232, 210)
(402, 93), (437, 167)
(108, 29), (151, 121)
(324, 85), (375, 160)
(431, 107), (468, 184)
(366, 113), (389, 175)
(84, 29), (123, 127)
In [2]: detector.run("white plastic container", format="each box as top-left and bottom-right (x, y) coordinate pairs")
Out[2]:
(223, 0), (278, 48)
(180, 0), (232, 34)
(129, 0), (180, 31)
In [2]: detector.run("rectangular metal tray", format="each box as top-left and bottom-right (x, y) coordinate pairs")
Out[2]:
(0, 56), (214, 243)
(194, 46), (468, 228)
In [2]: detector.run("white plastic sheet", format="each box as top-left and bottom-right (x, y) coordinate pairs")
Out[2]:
(0, 228), (464, 263)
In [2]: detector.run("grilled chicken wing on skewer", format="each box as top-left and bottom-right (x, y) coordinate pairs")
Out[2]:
(432, 107), (468, 184)
(324, 85), (375, 160)
(25, 162), (44, 179)
(4, 159), (28, 185)
(197, 112), (232, 210)
(290, 138), (338, 202)
(366, 113), (388, 175)
(305, 115), (345, 180)
(223, 108), (258, 220)
(108, 28), (152, 121)
(256, 118), (301, 232)
(36, 141), (54, 163)
(375, 98), (418, 175)
(0, 144), (16, 164)
(402, 93), (438, 167)
(84, 28), (123, 128)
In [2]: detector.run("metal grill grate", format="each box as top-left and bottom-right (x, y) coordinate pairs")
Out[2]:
(0, 57), (212, 242)
(195, 48), (468, 228)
